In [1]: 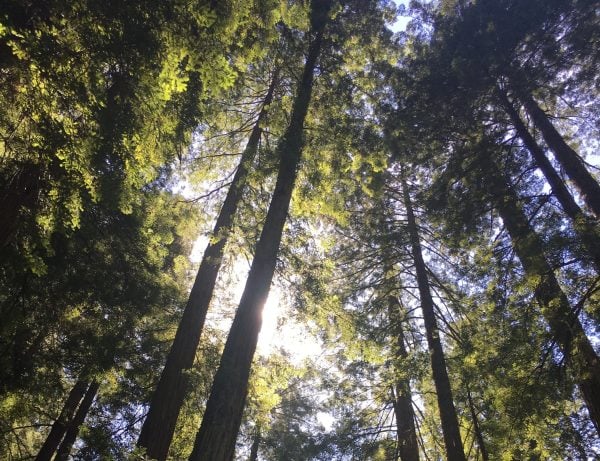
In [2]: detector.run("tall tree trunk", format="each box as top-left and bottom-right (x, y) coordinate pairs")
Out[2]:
(35, 380), (88, 461)
(481, 155), (600, 435)
(54, 380), (99, 461)
(401, 177), (466, 461)
(388, 295), (420, 461)
(188, 4), (331, 460)
(513, 89), (600, 218)
(465, 386), (488, 461)
(497, 88), (600, 271)
(136, 72), (279, 460)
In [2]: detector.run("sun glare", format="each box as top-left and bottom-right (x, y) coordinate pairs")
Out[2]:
(190, 235), (323, 362)
(257, 288), (281, 355)
(257, 285), (323, 362)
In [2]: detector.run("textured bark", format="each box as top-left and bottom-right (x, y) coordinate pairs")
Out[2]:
(35, 380), (88, 461)
(515, 89), (600, 218)
(188, 3), (331, 459)
(482, 157), (600, 436)
(137, 72), (278, 461)
(54, 381), (99, 461)
(388, 296), (420, 461)
(401, 178), (466, 461)
(497, 88), (600, 271)
(466, 387), (488, 461)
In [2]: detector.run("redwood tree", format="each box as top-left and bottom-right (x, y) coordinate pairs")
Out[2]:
(478, 150), (600, 435)
(188, 2), (333, 459)
(400, 175), (467, 461)
(496, 86), (600, 272)
(137, 70), (279, 461)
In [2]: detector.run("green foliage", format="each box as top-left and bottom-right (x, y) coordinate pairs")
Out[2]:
(0, 0), (278, 272)
(0, 186), (200, 458)
(3, 0), (600, 459)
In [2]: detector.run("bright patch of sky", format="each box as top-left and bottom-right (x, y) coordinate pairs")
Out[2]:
(317, 411), (335, 431)
(257, 284), (324, 360)
(190, 235), (323, 362)
(390, 0), (412, 33)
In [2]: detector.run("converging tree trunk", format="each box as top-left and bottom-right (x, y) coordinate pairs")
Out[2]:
(54, 380), (99, 461)
(388, 295), (420, 461)
(466, 385), (488, 461)
(188, 3), (332, 460)
(513, 89), (600, 218)
(497, 88), (600, 271)
(400, 176), (467, 461)
(35, 380), (89, 461)
(136, 72), (279, 460)
(481, 155), (600, 436)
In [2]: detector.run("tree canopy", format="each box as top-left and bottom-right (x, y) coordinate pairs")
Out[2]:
(1, 0), (599, 460)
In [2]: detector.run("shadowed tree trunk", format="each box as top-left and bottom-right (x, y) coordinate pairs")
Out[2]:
(188, 3), (331, 460)
(401, 176), (466, 461)
(136, 71), (279, 461)
(481, 154), (600, 436)
(466, 385), (488, 461)
(35, 380), (88, 461)
(54, 380), (99, 461)
(388, 295), (420, 461)
(496, 88), (600, 271)
(513, 89), (600, 218)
